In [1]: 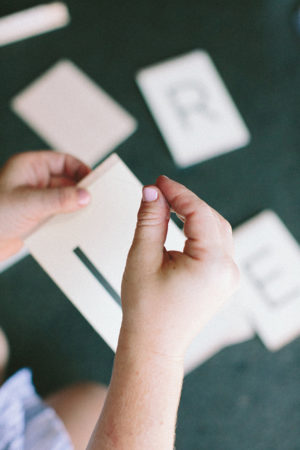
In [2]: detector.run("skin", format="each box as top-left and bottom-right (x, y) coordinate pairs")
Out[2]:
(0, 152), (239, 450)
(0, 151), (91, 260)
(0, 151), (107, 450)
(88, 176), (239, 449)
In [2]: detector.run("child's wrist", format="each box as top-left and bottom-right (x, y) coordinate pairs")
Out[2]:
(117, 321), (186, 367)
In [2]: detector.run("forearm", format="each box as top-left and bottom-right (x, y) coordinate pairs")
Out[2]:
(88, 326), (184, 450)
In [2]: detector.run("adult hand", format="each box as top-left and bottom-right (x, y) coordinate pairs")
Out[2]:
(121, 176), (239, 359)
(0, 151), (91, 261)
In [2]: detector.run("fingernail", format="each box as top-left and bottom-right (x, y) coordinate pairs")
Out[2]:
(143, 187), (158, 202)
(77, 188), (90, 206)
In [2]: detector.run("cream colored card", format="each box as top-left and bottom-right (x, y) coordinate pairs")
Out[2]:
(234, 210), (300, 351)
(0, 3), (70, 47)
(184, 275), (255, 374)
(136, 50), (250, 167)
(12, 60), (137, 166)
(25, 154), (185, 351)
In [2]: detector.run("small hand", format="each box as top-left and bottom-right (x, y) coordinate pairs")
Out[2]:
(121, 176), (239, 359)
(0, 151), (91, 260)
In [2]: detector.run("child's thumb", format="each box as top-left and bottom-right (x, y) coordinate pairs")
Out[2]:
(128, 186), (170, 271)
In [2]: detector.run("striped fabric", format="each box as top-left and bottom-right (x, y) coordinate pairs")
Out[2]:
(0, 368), (73, 450)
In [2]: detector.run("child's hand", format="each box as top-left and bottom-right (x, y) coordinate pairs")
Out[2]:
(0, 151), (91, 261)
(121, 176), (239, 360)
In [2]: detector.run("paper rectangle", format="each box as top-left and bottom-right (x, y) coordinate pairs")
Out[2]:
(12, 60), (137, 166)
(0, 3), (70, 47)
(184, 275), (255, 374)
(234, 210), (300, 351)
(136, 50), (250, 167)
(25, 154), (185, 351)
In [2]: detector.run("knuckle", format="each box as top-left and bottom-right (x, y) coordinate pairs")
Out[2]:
(196, 202), (214, 220)
(172, 191), (197, 215)
(9, 152), (35, 165)
(5, 153), (23, 169)
(9, 152), (25, 161)
(137, 208), (162, 228)
(57, 188), (72, 209)
(200, 205), (215, 222)
(172, 191), (188, 209)
(229, 261), (240, 286)
(200, 201), (212, 213)
(172, 190), (212, 222)
(7, 153), (19, 164)
(205, 254), (240, 289)
(222, 258), (240, 289)
(222, 218), (232, 234)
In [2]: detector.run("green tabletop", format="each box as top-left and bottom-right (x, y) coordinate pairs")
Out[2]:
(1, 1), (300, 449)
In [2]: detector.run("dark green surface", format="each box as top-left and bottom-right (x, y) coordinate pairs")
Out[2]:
(1, 1), (300, 449)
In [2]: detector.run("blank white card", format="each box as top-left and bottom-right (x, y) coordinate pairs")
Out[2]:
(12, 60), (137, 166)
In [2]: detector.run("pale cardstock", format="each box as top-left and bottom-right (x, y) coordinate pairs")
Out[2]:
(136, 50), (250, 167)
(25, 154), (185, 351)
(234, 210), (300, 351)
(0, 2), (70, 47)
(12, 60), (137, 166)
(184, 274), (255, 374)
(26, 152), (255, 365)
(23, 191), (300, 362)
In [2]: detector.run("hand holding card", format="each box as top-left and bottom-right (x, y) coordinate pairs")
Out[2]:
(0, 151), (90, 261)
(25, 154), (185, 351)
(121, 176), (240, 359)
